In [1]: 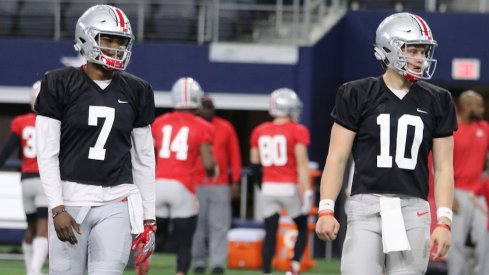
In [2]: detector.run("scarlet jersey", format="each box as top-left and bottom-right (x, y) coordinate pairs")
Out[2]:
(11, 113), (38, 173)
(453, 120), (489, 191)
(250, 121), (310, 183)
(194, 116), (241, 185)
(152, 112), (213, 193)
(332, 77), (457, 200)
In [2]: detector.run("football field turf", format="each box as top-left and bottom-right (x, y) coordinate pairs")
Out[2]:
(0, 253), (341, 274)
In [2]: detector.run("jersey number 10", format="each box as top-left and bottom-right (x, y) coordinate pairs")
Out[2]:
(377, 114), (424, 170)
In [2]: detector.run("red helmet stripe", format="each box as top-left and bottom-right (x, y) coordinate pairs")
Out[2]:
(412, 14), (432, 40)
(114, 8), (125, 28)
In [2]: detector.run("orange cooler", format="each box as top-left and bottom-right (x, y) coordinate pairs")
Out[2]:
(228, 228), (265, 269)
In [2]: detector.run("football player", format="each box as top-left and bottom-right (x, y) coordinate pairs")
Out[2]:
(315, 13), (457, 275)
(152, 77), (216, 275)
(0, 81), (48, 275)
(250, 88), (312, 275)
(35, 5), (156, 274)
(447, 90), (489, 275)
(192, 95), (242, 275)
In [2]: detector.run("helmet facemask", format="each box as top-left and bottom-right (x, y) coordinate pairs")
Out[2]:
(392, 41), (437, 81)
(79, 27), (133, 70)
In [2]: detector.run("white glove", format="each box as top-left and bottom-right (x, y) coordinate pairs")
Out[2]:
(301, 190), (314, 215)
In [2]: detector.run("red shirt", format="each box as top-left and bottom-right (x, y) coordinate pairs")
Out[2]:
(250, 121), (310, 183)
(152, 112), (213, 193)
(453, 120), (489, 191)
(11, 113), (38, 173)
(194, 116), (242, 185)
(474, 180), (489, 230)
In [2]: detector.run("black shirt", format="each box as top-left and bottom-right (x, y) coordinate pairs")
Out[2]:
(35, 66), (155, 187)
(331, 76), (457, 200)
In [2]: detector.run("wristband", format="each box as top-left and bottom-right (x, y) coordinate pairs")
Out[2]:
(436, 223), (451, 232)
(318, 211), (334, 218)
(437, 207), (453, 223)
(52, 208), (67, 219)
(318, 199), (335, 212)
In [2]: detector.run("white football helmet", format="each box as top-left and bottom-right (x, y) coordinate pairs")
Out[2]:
(374, 12), (437, 81)
(171, 77), (204, 109)
(74, 5), (134, 70)
(269, 88), (303, 122)
(31, 80), (41, 111)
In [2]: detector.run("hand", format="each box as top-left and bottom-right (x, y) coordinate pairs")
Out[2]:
(52, 206), (81, 245)
(315, 212), (340, 241)
(131, 223), (157, 265)
(301, 190), (314, 215)
(429, 225), (451, 261)
(230, 181), (240, 199)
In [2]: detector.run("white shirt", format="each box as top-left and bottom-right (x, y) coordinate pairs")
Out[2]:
(36, 115), (156, 220)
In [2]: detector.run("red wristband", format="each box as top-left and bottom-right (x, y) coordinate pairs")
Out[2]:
(436, 223), (451, 231)
(318, 211), (334, 218)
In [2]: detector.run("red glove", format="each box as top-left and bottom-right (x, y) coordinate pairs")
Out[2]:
(131, 224), (157, 265)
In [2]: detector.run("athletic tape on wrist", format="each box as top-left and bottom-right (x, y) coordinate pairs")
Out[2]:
(318, 199), (335, 213)
(437, 207), (453, 222)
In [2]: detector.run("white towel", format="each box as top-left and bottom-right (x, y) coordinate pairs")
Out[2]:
(379, 197), (411, 253)
(128, 193), (144, 235)
(75, 206), (91, 224)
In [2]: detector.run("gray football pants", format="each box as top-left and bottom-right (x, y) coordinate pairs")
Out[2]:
(192, 185), (231, 269)
(341, 194), (431, 275)
(48, 200), (132, 275)
(447, 189), (487, 275)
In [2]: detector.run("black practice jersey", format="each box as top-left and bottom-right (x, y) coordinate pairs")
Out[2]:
(35, 66), (155, 187)
(331, 76), (457, 200)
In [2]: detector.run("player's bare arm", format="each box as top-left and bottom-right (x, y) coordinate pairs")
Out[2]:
(295, 143), (313, 214)
(316, 123), (355, 241)
(295, 143), (311, 192)
(430, 136), (454, 260)
(200, 143), (216, 177)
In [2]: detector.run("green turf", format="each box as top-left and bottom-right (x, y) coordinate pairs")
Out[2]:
(0, 253), (341, 274)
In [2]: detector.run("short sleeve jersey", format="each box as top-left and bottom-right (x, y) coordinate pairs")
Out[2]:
(250, 121), (310, 184)
(152, 112), (213, 193)
(331, 77), (457, 200)
(11, 113), (38, 173)
(35, 67), (155, 187)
